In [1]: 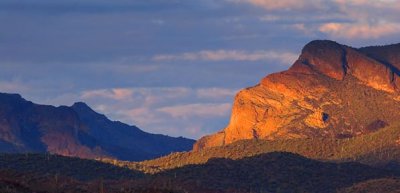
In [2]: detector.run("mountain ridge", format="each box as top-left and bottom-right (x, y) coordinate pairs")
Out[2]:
(0, 92), (194, 161)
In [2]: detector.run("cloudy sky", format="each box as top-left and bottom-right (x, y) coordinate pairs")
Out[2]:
(1, 0), (400, 139)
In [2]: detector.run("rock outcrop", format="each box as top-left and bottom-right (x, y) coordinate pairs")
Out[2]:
(194, 40), (400, 150)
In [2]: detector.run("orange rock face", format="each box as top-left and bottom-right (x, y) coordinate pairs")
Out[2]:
(194, 40), (400, 150)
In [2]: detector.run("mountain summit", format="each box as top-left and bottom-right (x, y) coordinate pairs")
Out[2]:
(194, 40), (400, 150)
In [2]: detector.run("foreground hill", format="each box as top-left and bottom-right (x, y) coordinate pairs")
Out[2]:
(0, 93), (194, 161)
(0, 152), (395, 193)
(195, 40), (400, 150)
(0, 153), (143, 181)
(148, 152), (392, 193)
(0, 154), (177, 193)
(339, 178), (400, 193)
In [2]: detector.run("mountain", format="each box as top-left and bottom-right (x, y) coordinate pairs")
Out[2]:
(71, 102), (194, 160)
(194, 40), (400, 150)
(0, 93), (194, 161)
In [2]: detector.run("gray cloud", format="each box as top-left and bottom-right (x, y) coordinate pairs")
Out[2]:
(242, 0), (400, 41)
(152, 49), (297, 64)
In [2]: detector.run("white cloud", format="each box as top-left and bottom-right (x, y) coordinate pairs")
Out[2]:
(227, 0), (322, 10)
(291, 23), (315, 35)
(111, 64), (161, 74)
(74, 87), (238, 138)
(80, 87), (238, 105)
(319, 21), (400, 39)
(153, 49), (298, 64)
(233, 0), (400, 40)
(151, 19), (165, 25)
(121, 107), (162, 126)
(80, 87), (192, 107)
(157, 103), (232, 118)
(196, 88), (238, 99)
(233, 0), (400, 12)
(81, 88), (133, 101)
(0, 80), (30, 93)
(259, 15), (281, 22)
(320, 1), (400, 39)
(335, 0), (400, 10)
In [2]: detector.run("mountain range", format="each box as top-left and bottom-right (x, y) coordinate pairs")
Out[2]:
(0, 93), (194, 161)
(2, 40), (400, 192)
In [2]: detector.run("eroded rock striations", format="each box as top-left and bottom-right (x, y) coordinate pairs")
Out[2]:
(194, 40), (400, 150)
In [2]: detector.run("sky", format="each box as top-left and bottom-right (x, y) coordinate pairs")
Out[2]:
(1, 0), (400, 139)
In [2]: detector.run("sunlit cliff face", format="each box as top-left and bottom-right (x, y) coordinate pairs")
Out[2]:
(194, 40), (400, 150)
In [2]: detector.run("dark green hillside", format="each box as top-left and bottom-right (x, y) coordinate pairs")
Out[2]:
(144, 152), (394, 193)
(339, 178), (400, 193)
(0, 153), (144, 181)
(0, 169), (186, 193)
(0, 152), (397, 193)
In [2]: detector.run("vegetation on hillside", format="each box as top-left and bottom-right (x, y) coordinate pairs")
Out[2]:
(338, 178), (400, 193)
(110, 122), (400, 173)
(1, 152), (396, 193)
(0, 153), (143, 180)
(0, 169), (187, 193)
(146, 152), (394, 193)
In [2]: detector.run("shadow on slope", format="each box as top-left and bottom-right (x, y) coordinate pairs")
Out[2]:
(144, 152), (395, 193)
(0, 153), (144, 181)
(0, 152), (397, 193)
(338, 177), (400, 193)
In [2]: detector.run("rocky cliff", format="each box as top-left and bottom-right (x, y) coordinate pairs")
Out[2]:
(194, 40), (400, 150)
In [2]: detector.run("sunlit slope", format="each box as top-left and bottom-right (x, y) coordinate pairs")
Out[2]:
(119, 122), (400, 173)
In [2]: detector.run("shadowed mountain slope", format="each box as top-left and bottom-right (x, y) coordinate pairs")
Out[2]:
(0, 93), (194, 161)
